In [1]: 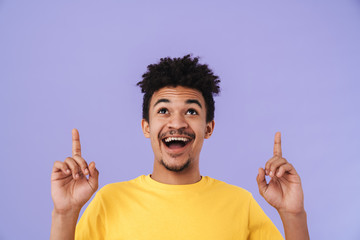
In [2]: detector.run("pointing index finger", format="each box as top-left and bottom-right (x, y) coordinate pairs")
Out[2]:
(72, 128), (81, 157)
(273, 132), (282, 157)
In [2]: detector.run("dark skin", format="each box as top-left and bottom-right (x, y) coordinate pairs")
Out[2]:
(257, 132), (304, 214)
(257, 132), (309, 240)
(50, 129), (99, 240)
(51, 129), (99, 213)
(50, 87), (309, 240)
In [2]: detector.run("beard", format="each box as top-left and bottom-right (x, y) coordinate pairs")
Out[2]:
(160, 156), (192, 172)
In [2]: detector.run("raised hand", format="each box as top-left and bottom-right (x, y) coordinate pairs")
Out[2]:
(256, 132), (304, 214)
(51, 129), (99, 214)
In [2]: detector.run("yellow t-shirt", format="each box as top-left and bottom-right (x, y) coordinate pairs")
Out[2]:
(75, 174), (283, 240)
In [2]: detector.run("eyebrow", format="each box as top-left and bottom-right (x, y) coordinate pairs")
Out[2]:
(186, 99), (202, 109)
(153, 99), (170, 107)
(153, 98), (202, 109)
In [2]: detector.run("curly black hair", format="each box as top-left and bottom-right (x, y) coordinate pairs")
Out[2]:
(137, 54), (221, 123)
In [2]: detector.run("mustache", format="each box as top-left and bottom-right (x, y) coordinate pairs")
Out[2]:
(159, 129), (195, 140)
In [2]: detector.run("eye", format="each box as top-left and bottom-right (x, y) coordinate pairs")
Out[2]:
(158, 108), (169, 114)
(186, 109), (198, 115)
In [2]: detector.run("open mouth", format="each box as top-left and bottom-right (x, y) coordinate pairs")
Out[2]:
(162, 136), (192, 150)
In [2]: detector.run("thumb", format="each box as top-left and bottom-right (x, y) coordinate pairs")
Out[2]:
(88, 161), (99, 192)
(256, 168), (268, 196)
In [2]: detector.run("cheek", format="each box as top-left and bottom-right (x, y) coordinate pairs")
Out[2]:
(192, 130), (206, 146)
(195, 123), (208, 137)
(149, 123), (162, 147)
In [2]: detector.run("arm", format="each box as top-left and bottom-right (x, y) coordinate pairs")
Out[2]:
(256, 132), (309, 240)
(50, 209), (80, 240)
(278, 210), (309, 240)
(50, 129), (99, 240)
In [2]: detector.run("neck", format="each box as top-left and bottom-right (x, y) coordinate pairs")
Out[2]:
(151, 161), (201, 185)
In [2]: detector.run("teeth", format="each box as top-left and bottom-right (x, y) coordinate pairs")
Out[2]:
(164, 137), (190, 143)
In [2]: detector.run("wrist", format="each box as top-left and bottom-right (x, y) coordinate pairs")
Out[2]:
(277, 208), (307, 219)
(278, 209), (309, 240)
(52, 208), (80, 219)
(51, 209), (80, 240)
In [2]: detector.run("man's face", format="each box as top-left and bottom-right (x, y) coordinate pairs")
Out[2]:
(141, 86), (214, 172)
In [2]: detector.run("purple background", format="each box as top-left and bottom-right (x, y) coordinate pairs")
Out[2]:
(1, 1), (360, 239)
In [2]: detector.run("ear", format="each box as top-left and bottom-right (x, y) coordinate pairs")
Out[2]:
(204, 120), (215, 139)
(141, 119), (150, 138)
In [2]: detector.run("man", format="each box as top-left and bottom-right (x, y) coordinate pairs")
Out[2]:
(50, 55), (309, 239)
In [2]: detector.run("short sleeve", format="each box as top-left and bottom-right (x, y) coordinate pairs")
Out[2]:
(248, 196), (284, 240)
(75, 189), (106, 240)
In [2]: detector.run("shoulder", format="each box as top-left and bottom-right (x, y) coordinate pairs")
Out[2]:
(94, 175), (144, 198)
(206, 176), (254, 200)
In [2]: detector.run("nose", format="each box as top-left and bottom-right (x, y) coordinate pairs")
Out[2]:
(168, 112), (188, 130)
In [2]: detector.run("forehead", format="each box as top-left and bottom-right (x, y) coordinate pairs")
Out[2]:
(150, 86), (204, 105)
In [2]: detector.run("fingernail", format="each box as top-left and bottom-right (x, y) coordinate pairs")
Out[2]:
(277, 172), (281, 177)
(66, 169), (70, 174)
(270, 171), (273, 177)
(84, 168), (89, 174)
(75, 173), (79, 179)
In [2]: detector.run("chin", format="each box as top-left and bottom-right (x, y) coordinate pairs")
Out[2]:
(160, 157), (192, 172)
